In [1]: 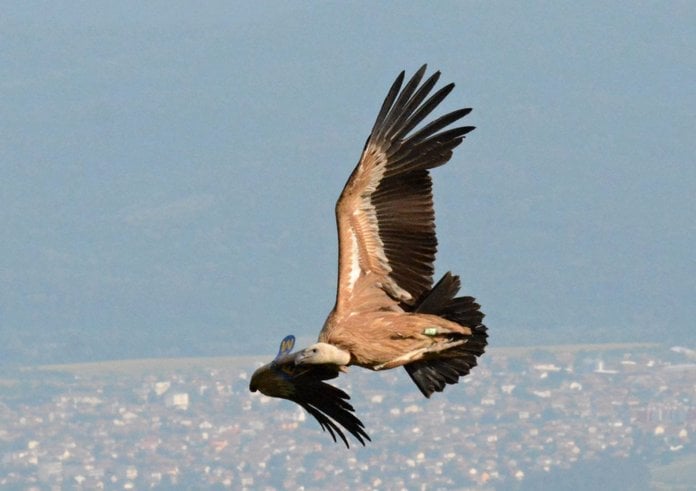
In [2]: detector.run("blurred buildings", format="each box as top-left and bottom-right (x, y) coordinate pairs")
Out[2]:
(0, 345), (693, 489)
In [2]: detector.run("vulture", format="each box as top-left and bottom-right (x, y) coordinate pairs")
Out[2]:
(249, 65), (488, 447)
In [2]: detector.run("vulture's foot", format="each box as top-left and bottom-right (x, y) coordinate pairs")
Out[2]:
(374, 339), (468, 370)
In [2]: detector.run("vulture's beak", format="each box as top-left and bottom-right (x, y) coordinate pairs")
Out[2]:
(294, 349), (309, 365)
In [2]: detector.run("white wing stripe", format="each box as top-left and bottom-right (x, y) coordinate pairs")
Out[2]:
(347, 228), (361, 294)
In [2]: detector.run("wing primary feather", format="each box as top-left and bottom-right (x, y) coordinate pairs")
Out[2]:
(299, 402), (345, 446)
(294, 390), (370, 447)
(290, 376), (370, 447)
(386, 82), (455, 141)
(384, 135), (471, 178)
(370, 70), (405, 137)
(377, 65), (428, 140)
(383, 70), (442, 142)
(389, 126), (474, 165)
(404, 108), (473, 145)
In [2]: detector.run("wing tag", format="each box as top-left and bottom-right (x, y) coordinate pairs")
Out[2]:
(275, 335), (295, 359)
(272, 335), (297, 379)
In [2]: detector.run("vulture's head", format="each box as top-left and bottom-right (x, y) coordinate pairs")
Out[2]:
(295, 342), (351, 367)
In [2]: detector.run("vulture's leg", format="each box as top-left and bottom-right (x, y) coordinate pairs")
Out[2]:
(373, 339), (467, 370)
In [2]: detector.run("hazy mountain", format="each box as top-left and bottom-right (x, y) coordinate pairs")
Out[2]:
(1, 3), (694, 364)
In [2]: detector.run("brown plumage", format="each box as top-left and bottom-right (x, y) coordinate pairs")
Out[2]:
(249, 65), (488, 447)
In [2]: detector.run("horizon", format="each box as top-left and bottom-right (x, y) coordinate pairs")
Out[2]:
(17, 341), (670, 375)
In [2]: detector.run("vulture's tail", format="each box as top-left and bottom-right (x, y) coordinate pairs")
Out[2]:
(405, 272), (488, 398)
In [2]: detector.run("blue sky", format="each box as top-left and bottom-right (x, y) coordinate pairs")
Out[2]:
(1, 2), (694, 362)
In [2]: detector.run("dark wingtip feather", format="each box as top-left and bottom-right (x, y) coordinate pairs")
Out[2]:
(369, 67), (472, 166)
(371, 70), (406, 135)
(291, 379), (371, 448)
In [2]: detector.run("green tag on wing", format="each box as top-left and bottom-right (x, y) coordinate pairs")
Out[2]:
(275, 335), (295, 359)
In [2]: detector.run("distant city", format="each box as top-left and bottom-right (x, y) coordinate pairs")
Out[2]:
(1, 344), (694, 490)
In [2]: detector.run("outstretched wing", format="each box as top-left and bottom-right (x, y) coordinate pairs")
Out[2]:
(249, 351), (370, 447)
(333, 65), (474, 318)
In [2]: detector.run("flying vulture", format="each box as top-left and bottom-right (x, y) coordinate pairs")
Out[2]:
(249, 65), (488, 447)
